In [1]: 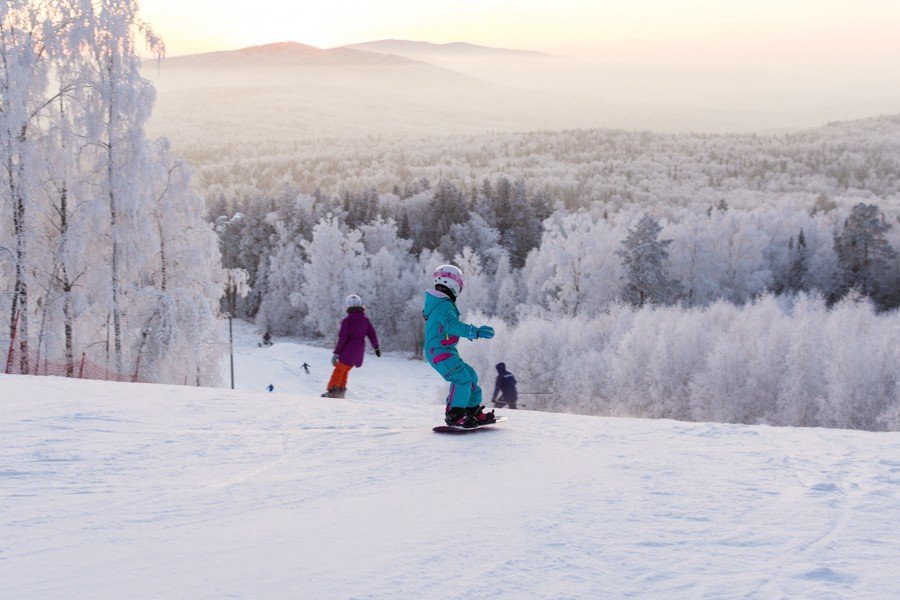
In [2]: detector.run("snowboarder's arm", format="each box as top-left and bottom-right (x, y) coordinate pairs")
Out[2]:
(439, 306), (491, 340)
(444, 316), (479, 340)
(366, 320), (380, 351)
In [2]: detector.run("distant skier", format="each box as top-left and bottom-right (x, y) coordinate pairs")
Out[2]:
(491, 362), (518, 409)
(266, 384), (274, 392)
(423, 265), (496, 428)
(301, 362), (311, 375)
(260, 331), (273, 347)
(322, 294), (380, 398)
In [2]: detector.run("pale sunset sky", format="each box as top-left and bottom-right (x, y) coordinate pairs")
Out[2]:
(140, 0), (900, 70)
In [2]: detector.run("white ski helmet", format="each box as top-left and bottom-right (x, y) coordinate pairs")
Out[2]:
(345, 294), (363, 309)
(433, 264), (464, 298)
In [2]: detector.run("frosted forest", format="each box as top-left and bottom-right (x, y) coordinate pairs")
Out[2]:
(2, 1), (898, 431)
(0, 1), (224, 386)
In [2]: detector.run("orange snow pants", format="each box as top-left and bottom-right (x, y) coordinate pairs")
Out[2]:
(327, 361), (352, 390)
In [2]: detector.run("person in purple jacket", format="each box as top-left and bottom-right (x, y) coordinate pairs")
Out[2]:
(322, 294), (380, 398)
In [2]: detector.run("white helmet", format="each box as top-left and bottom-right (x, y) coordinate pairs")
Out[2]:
(433, 264), (464, 298)
(345, 294), (363, 309)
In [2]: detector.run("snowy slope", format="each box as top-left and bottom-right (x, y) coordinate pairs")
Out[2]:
(226, 319), (444, 403)
(3, 373), (900, 599)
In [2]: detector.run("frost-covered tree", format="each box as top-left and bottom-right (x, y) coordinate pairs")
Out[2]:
(75, 0), (163, 375)
(257, 220), (305, 336)
(133, 140), (224, 384)
(2, 1), (224, 384)
(833, 203), (897, 305)
(358, 217), (417, 345)
(492, 252), (519, 322)
(0, 0), (58, 372)
(437, 212), (499, 268)
(299, 216), (366, 336)
(502, 180), (542, 267)
(784, 229), (810, 293)
(524, 211), (622, 316)
(617, 214), (680, 307)
(452, 247), (490, 316)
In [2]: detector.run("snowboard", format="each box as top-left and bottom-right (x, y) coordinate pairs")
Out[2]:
(433, 416), (507, 433)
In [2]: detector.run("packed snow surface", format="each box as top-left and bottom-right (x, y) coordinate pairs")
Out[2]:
(2, 330), (900, 598)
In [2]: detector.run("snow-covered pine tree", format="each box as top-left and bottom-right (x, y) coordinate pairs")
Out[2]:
(492, 252), (519, 322)
(833, 203), (897, 305)
(616, 214), (680, 307)
(502, 180), (541, 268)
(786, 228), (810, 293)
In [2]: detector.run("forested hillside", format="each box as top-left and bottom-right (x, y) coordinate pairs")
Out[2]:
(209, 117), (899, 431)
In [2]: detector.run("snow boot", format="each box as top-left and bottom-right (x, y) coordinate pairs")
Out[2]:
(467, 405), (496, 425)
(445, 406), (475, 428)
(321, 388), (341, 398)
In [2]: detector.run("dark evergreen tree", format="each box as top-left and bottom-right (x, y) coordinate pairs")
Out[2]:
(786, 229), (810, 293)
(616, 214), (681, 307)
(833, 203), (897, 306)
(503, 180), (541, 267)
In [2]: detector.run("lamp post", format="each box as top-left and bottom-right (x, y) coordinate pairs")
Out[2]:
(216, 214), (247, 392)
(225, 270), (237, 390)
(228, 312), (234, 390)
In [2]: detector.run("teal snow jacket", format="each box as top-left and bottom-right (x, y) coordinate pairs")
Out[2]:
(422, 289), (478, 369)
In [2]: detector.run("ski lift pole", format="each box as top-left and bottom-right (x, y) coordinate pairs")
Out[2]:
(228, 312), (234, 390)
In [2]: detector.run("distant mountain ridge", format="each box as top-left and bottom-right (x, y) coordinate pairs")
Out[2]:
(342, 39), (554, 60)
(155, 41), (419, 68)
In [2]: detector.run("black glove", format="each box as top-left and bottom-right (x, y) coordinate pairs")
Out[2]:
(331, 354), (339, 367)
(375, 348), (382, 357)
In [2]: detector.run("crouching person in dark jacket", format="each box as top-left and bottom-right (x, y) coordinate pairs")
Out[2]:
(491, 362), (518, 409)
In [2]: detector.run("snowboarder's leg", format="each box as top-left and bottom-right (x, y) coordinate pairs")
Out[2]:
(443, 361), (474, 409)
(457, 366), (495, 422)
(445, 379), (472, 409)
(466, 371), (483, 409)
(336, 362), (352, 390)
(326, 361), (351, 395)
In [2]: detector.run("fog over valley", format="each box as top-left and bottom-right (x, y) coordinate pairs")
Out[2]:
(143, 39), (900, 153)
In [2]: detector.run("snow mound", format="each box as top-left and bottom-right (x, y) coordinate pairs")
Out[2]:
(2, 374), (899, 599)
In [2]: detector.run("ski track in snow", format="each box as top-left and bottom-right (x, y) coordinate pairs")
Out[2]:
(1, 324), (899, 598)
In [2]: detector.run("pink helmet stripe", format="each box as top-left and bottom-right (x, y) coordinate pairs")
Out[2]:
(435, 271), (464, 291)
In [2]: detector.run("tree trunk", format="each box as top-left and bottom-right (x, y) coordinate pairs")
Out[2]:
(9, 125), (30, 373)
(60, 184), (75, 377)
(157, 216), (167, 291)
(107, 55), (123, 376)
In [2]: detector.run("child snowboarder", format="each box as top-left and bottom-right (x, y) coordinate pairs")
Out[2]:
(491, 362), (518, 409)
(322, 294), (380, 398)
(423, 265), (496, 428)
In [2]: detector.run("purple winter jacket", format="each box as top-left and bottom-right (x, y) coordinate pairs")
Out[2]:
(333, 308), (379, 368)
